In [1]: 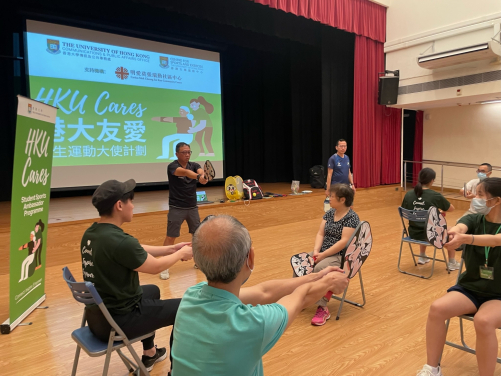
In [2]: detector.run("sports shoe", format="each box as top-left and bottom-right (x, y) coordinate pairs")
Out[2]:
(416, 364), (442, 376)
(160, 269), (170, 280)
(448, 258), (461, 271)
(311, 306), (330, 326)
(418, 257), (431, 265)
(141, 346), (167, 372)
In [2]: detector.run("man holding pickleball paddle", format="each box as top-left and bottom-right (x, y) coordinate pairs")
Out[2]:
(160, 142), (208, 280)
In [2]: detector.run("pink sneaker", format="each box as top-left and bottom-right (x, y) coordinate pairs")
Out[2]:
(311, 306), (330, 326)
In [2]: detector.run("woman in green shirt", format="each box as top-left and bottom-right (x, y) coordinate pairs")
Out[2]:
(401, 168), (456, 268)
(417, 177), (501, 376)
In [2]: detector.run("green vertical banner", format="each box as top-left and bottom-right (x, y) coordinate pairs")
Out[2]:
(1, 96), (56, 334)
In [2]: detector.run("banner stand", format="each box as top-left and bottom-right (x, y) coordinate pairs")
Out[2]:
(1, 95), (56, 334)
(1, 296), (46, 334)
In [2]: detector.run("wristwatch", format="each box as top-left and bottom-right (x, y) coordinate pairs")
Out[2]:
(196, 174), (201, 181)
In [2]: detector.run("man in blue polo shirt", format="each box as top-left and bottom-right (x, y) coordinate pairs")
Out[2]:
(171, 215), (349, 376)
(326, 139), (355, 196)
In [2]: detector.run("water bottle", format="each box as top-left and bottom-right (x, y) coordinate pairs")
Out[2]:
(323, 197), (330, 212)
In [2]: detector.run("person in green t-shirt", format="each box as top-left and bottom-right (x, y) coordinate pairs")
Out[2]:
(401, 168), (456, 268)
(416, 177), (501, 376)
(171, 215), (349, 376)
(82, 179), (193, 373)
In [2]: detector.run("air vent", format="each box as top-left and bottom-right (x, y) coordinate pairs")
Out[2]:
(399, 70), (501, 95)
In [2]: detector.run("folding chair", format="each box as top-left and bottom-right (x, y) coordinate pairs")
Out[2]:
(440, 256), (501, 364)
(397, 207), (450, 279)
(330, 266), (366, 320)
(63, 267), (154, 376)
(331, 220), (370, 320)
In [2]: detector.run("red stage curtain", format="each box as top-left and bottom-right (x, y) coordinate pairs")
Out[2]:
(251, 0), (386, 43)
(381, 107), (402, 184)
(352, 36), (384, 188)
(413, 110), (424, 184)
(251, 0), (390, 188)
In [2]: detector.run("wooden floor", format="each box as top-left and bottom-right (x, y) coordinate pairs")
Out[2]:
(0, 185), (499, 376)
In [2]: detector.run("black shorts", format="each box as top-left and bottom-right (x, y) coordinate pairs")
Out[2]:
(167, 206), (200, 238)
(447, 285), (501, 310)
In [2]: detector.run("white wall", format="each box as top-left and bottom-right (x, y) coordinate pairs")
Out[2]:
(422, 103), (501, 189)
(384, 0), (501, 108)
(386, 0), (501, 44)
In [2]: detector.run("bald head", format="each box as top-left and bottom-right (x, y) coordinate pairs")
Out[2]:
(193, 215), (251, 283)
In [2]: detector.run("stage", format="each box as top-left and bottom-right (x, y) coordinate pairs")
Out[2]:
(0, 184), (498, 376)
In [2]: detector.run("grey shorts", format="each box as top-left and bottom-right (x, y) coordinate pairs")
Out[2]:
(167, 207), (200, 238)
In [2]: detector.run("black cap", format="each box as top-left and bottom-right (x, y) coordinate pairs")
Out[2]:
(92, 179), (136, 213)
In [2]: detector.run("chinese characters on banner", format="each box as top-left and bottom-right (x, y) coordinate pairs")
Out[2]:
(53, 118), (146, 158)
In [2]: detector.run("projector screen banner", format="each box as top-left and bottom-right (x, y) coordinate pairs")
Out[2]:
(25, 20), (223, 188)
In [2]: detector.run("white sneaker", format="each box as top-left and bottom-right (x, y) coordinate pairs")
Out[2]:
(160, 269), (170, 280)
(416, 364), (442, 376)
(448, 259), (460, 271)
(418, 257), (431, 265)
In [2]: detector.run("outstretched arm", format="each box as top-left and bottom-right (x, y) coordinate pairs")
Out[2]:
(135, 246), (193, 274)
(173, 167), (199, 179)
(240, 266), (343, 306)
(446, 223), (501, 250)
(277, 271), (349, 329)
(197, 168), (208, 185)
(141, 242), (191, 257)
(151, 117), (174, 123)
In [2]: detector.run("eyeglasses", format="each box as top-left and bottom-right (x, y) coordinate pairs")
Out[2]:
(178, 151), (192, 155)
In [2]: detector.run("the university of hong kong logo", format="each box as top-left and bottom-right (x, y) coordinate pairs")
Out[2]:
(28, 104), (32, 113)
(159, 56), (169, 68)
(115, 67), (129, 80)
(46, 39), (60, 54)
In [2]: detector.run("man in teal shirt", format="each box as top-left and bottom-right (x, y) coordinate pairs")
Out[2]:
(171, 215), (349, 376)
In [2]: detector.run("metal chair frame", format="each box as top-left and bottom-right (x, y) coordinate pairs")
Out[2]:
(332, 221), (370, 320)
(331, 269), (366, 320)
(63, 267), (154, 376)
(397, 207), (450, 279)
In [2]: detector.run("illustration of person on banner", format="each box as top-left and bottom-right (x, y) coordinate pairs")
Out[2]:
(33, 219), (45, 271)
(188, 96), (214, 158)
(18, 230), (40, 282)
(152, 106), (195, 160)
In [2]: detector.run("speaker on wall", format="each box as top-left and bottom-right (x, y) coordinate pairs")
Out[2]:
(378, 76), (399, 105)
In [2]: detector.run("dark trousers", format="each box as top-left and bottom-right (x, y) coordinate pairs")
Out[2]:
(86, 285), (180, 357)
